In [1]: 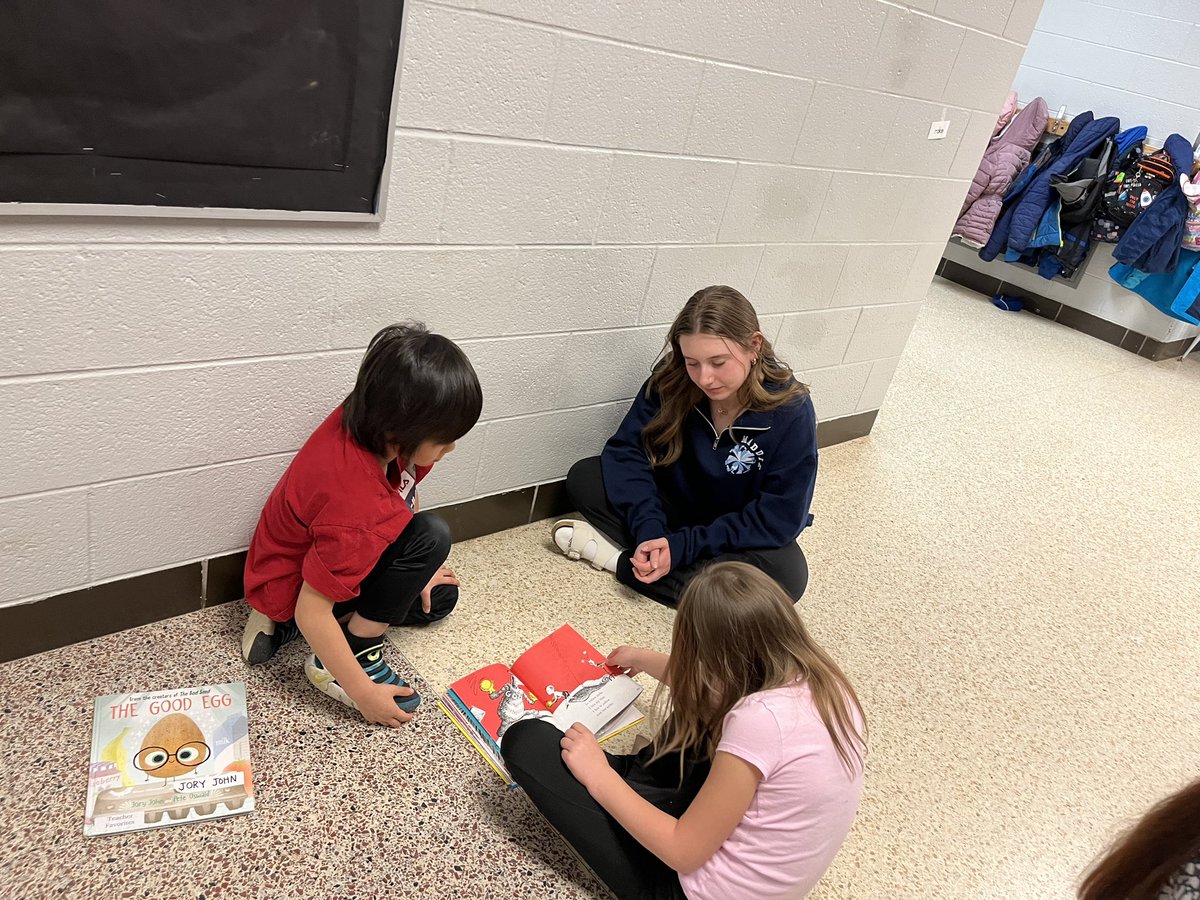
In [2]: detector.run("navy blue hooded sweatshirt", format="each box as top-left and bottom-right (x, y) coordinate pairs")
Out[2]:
(1114, 133), (1196, 274)
(600, 378), (817, 570)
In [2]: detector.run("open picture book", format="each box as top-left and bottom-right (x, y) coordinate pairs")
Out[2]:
(438, 624), (644, 786)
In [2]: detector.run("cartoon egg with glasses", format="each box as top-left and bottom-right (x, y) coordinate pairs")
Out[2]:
(135, 713), (210, 779)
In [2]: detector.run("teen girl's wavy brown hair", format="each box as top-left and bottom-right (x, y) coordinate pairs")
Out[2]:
(1078, 778), (1200, 900)
(642, 286), (807, 467)
(648, 562), (866, 779)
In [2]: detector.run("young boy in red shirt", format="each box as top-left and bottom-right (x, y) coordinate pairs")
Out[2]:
(241, 323), (482, 728)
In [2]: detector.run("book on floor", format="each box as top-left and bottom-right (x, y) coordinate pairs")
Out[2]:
(85, 682), (255, 836)
(438, 623), (644, 786)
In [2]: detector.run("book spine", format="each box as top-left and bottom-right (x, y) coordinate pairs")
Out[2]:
(436, 697), (514, 787)
(445, 689), (503, 757)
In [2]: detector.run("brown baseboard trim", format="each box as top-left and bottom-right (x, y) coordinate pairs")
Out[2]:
(437, 487), (537, 542)
(3, 410), (881, 662)
(939, 256), (1194, 361)
(0, 565), (201, 664)
(817, 409), (878, 447)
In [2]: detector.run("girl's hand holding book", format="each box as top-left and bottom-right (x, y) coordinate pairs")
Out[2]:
(606, 645), (647, 676)
(559, 723), (613, 791)
(607, 646), (670, 684)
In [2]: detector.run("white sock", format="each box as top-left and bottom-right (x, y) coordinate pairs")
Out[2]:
(554, 525), (620, 573)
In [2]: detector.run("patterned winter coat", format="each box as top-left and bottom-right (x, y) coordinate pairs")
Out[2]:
(952, 97), (1048, 247)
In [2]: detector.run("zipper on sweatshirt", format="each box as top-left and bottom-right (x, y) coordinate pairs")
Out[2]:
(696, 409), (770, 450)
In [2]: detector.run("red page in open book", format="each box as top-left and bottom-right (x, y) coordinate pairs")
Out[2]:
(511, 624), (621, 713)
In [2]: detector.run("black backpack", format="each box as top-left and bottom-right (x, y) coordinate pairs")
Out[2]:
(1103, 146), (1175, 226)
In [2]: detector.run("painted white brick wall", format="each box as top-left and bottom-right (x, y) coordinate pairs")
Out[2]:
(1013, 0), (1200, 147)
(0, 0), (1041, 606)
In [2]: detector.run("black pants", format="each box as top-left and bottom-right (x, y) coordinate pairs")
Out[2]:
(332, 512), (459, 626)
(565, 456), (809, 607)
(501, 719), (708, 900)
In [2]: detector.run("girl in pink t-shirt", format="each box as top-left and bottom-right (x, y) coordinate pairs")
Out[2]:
(500, 561), (866, 899)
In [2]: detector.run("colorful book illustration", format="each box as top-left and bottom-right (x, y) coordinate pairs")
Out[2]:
(85, 682), (254, 836)
(438, 624), (644, 786)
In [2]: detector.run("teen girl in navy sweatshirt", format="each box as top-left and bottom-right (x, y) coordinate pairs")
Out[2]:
(553, 285), (817, 606)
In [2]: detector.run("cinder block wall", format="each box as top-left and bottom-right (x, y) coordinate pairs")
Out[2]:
(0, 0), (1041, 611)
(1013, 0), (1200, 148)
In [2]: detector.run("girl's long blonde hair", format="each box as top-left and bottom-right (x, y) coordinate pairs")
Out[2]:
(643, 285), (808, 467)
(649, 562), (866, 776)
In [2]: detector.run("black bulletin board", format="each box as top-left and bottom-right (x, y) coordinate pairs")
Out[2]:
(0, 1), (407, 218)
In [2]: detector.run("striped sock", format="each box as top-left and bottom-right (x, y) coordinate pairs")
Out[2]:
(355, 643), (405, 686)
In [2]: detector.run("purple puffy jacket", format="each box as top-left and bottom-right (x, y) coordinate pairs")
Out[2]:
(952, 97), (1048, 247)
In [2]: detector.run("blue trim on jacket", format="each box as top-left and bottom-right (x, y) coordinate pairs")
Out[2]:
(1110, 250), (1200, 325)
(600, 379), (818, 569)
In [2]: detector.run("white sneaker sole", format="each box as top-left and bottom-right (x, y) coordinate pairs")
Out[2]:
(304, 654), (358, 710)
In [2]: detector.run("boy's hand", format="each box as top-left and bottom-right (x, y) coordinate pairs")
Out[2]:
(420, 565), (460, 614)
(606, 645), (647, 676)
(354, 682), (416, 728)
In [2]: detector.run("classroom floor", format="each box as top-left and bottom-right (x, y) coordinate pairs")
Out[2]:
(400, 277), (1200, 898)
(4, 277), (1198, 898)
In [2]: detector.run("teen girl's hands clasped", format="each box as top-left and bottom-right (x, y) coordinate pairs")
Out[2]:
(630, 538), (671, 584)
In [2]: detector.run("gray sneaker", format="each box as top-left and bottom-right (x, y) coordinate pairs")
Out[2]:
(241, 607), (301, 665)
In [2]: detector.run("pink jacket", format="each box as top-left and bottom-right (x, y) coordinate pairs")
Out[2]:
(953, 96), (1048, 247)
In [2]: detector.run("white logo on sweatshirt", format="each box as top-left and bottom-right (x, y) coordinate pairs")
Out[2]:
(725, 437), (764, 474)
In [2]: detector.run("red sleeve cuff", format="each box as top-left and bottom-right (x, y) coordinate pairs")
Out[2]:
(301, 547), (357, 603)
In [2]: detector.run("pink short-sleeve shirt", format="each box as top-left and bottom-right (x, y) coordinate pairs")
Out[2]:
(679, 683), (865, 899)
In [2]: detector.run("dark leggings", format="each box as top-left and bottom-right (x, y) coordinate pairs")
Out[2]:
(565, 456), (809, 607)
(332, 512), (459, 626)
(501, 719), (708, 900)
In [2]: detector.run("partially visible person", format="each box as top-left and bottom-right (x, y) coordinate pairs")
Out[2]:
(241, 322), (482, 728)
(501, 562), (866, 899)
(1079, 777), (1200, 900)
(554, 285), (817, 607)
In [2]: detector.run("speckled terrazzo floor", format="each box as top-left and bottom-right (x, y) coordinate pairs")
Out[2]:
(0, 601), (607, 899)
(4, 278), (1199, 899)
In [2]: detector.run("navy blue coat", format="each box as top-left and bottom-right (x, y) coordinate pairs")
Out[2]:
(1007, 115), (1120, 253)
(601, 378), (817, 568)
(980, 112), (1095, 262)
(1114, 133), (1195, 274)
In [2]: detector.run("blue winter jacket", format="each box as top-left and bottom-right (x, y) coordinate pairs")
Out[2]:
(981, 112), (1095, 262)
(1008, 115), (1121, 253)
(1113, 133), (1195, 274)
(600, 378), (817, 569)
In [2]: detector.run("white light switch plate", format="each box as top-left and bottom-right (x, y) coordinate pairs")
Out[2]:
(928, 120), (950, 140)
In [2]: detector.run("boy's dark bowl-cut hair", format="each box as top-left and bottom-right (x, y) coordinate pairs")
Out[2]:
(342, 322), (483, 459)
